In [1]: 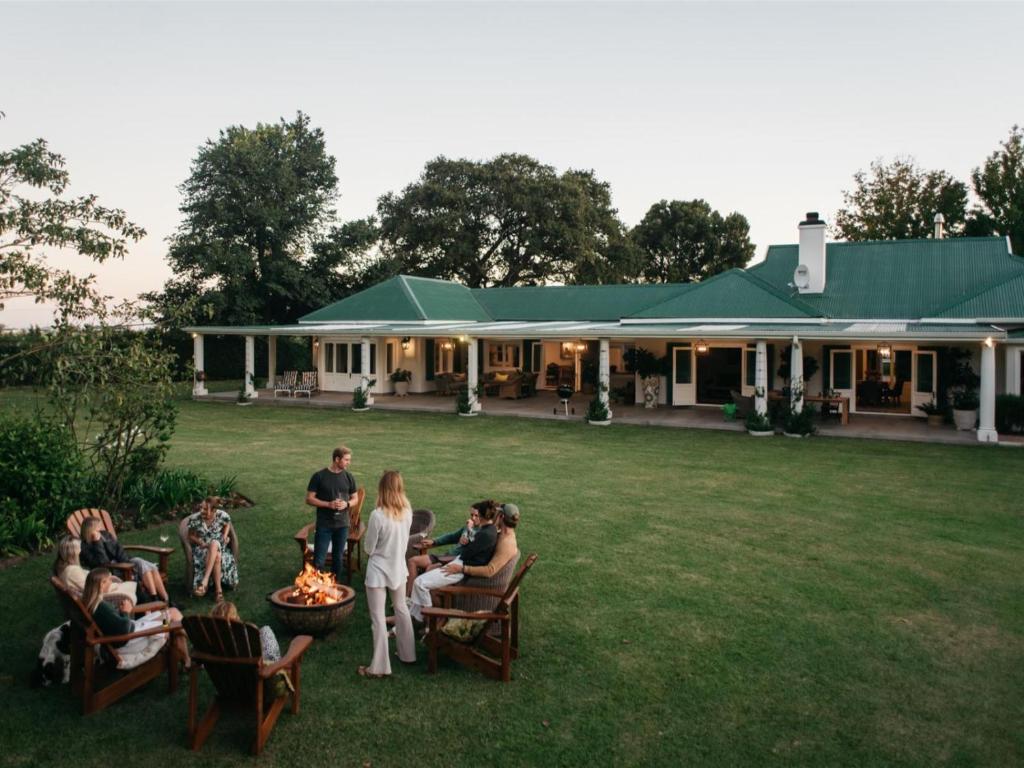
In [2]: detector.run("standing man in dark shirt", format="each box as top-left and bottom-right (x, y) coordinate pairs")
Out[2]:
(306, 446), (359, 582)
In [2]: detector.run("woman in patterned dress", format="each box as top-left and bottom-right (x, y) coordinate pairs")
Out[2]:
(187, 497), (239, 599)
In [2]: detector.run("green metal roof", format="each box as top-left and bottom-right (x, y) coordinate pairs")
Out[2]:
(299, 275), (491, 323)
(629, 269), (819, 319)
(748, 237), (1024, 319)
(471, 283), (692, 321)
(930, 271), (1024, 319)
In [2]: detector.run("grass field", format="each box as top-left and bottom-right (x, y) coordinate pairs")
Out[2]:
(0, 395), (1022, 767)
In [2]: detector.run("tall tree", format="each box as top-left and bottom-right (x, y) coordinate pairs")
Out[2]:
(375, 153), (634, 287)
(630, 199), (754, 283)
(834, 157), (968, 241)
(970, 125), (1024, 254)
(152, 112), (345, 325)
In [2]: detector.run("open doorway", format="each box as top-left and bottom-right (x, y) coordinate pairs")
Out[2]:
(697, 347), (742, 404)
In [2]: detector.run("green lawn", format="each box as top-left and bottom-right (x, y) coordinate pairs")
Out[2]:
(1, 397), (1022, 767)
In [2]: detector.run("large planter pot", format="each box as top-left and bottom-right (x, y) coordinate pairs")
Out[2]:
(393, 381), (409, 397)
(640, 376), (661, 409)
(236, 401), (253, 407)
(747, 429), (774, 437)
(783, 431), (809, 438)
(588, 419), (611, 426)
(458, 411), (477, 417)
(952, 408), (977, 431)
(351, 407), (370, 412)
(926, 414), (944, 427)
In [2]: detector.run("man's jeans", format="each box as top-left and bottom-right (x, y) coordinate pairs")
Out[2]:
(313, 525), (348, 582)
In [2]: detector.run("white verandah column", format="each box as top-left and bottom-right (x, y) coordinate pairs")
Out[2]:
(978, 339), (998, 443)
(192, 333), (207, 397)
(789, 336), (803, 414)
(755, 340), (767, 416)
(360, 336), (374, 405)
(267, 335), (277, 387)
(244, 335), (257, 399)
(467, 337), (480, 412)
(598, 338), (611, 419)
(1006, 345), (1021, 396)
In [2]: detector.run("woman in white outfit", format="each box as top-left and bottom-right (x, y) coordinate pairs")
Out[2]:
(359, 470), (416, 678)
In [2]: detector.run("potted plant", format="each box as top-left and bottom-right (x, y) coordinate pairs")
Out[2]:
(352, 378), (376, 411)
(455, 383), (483, 416)
(722, 402), (737, 421)
(236, 373), (253, 405)
(782, 402), (817, 437)
(915, 398), (945, 427)
(951, 388), (980, 430)
(624, 347), (666, 409)
(390, 368), (412, 397)
(586, 385), (611, 426)
(745, 410), (774, 436)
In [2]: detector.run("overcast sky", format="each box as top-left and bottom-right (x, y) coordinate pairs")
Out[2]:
(3, 1), (1022, 328)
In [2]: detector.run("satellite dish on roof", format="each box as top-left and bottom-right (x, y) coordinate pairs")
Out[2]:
(793, 264), (810, 290)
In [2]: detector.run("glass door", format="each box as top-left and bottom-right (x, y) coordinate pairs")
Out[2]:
(912, 350), (937, 413)
(672, 346), (695, 405)
(830, 349), (854, 411)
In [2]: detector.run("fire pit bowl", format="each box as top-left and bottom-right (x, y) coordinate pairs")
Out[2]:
(267, 584), (356, 636)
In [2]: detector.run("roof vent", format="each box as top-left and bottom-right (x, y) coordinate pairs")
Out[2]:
(933, 212), (945, 239)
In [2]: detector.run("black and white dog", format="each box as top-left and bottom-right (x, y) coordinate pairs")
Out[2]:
(30, 622), (71, 687)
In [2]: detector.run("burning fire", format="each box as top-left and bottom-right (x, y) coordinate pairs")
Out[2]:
(290, 563), (343, 605)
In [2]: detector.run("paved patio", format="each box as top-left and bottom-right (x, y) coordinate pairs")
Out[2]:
(196, 388), (1018, 446)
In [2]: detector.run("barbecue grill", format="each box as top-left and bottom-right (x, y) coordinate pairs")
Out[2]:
(554, 384), (575, 416)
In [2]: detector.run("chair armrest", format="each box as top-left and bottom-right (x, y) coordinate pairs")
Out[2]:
(109, 562), (136, 579)
(429, 585), (506, 598)
(260, 635), (314, 678)
(294, 523), (313, 542)
(123, 545), (174, 557)
(420, 606), (504, 622)
(91, 621), (181, 646)
(132, 601), (167, 614)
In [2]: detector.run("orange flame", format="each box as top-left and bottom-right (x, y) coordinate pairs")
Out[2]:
(291, 563), (342, 605)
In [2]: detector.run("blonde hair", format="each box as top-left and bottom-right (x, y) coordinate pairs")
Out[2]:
(80, 517), (102, 541)
(376, 470), (410, 520)
(82, 567), (111, 613)
(211, 601), (240, 622)
(53, 536), (81, 577)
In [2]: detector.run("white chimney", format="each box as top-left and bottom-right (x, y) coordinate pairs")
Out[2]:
(796, 212), (827, 294)
(934, 212), (945, 239)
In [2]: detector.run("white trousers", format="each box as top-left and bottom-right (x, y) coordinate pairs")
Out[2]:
(366, 585), (415, 675)
(409, 558), (464, 622)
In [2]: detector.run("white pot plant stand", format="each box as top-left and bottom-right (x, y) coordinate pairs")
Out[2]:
(390, 368), (412, 397)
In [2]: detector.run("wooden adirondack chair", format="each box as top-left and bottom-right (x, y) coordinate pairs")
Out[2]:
(66, 508), (173, 584)
(182, 615), (313, 755)
(50, 576), (178, 714)
(293, 488), (367, 583)
(423, 553), (538, 683)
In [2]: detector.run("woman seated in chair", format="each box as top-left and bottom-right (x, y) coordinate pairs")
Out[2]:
(408, 500), (500, 623)
(405, 500), (486, 596)
(80, 517), (169, 604)
(53, 536), (137, 606)
(83, 568), (191, 669)
(186, 497), (239, 600)
(210, 601), (280, 662)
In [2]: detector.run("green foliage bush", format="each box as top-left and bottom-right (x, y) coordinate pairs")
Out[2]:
(995, 394), (1024, 433)
(0, 414), (92, 555)
(784, 403), (818, 436)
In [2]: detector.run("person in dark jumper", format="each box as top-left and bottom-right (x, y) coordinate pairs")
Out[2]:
(83, 568), (190, 668)
(79, 517), (168, 603)
(408, 499), (500, 623)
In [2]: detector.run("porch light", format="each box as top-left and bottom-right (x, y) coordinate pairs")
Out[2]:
(575, 342), (587, 352)
(191, 332), (198, 339)
(984, 336), (994, 348)
(877, 343), (892, 360)
(312, 337), (319, 350)
(695, 340), (710, 355)
(458, 335), (467, 343)
(441, 339), (454, 351)
(401, 336), (411, 351)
